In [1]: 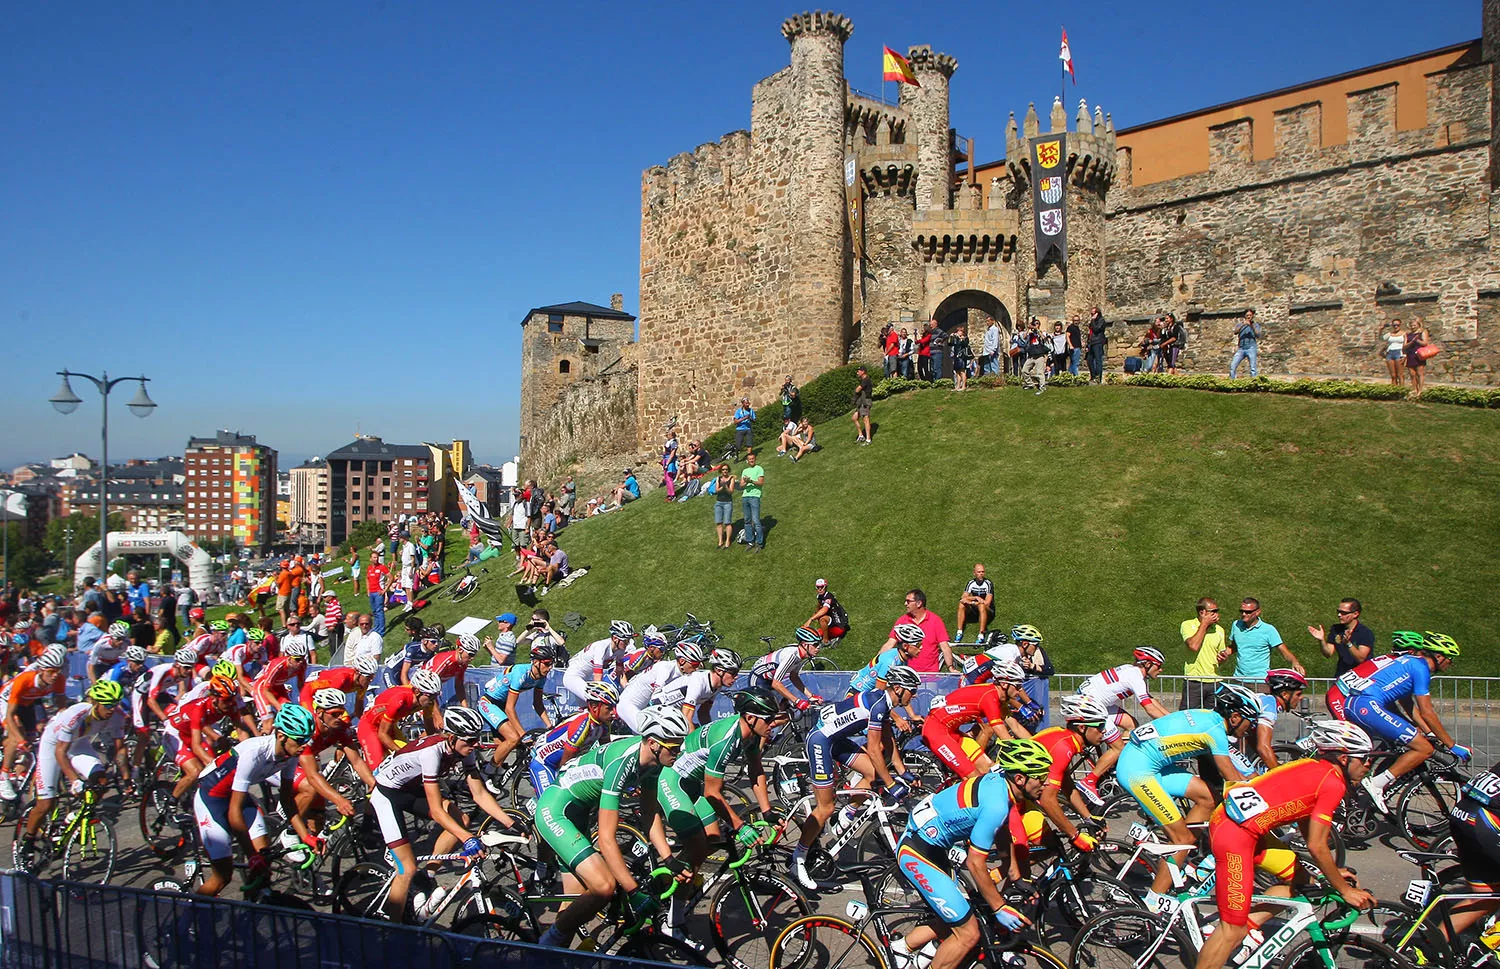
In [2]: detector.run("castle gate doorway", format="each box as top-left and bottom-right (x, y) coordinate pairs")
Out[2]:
(933, 290), (1012, 379)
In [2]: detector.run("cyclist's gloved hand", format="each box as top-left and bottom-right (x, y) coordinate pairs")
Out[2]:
(807, 694), (825, 705)
(69, 778), (86, 796)
(734, 824), (761, 850)
(993, 904), (1028, 930)
(301, 833), (325, 853)
(460, 837), (483, 858)
(1072, 832), (1099, 852)
(245, 852), (271, 884)
(794, 699), (811, 712)
(628, 889), (658, 916)
(886, 780), (910, 802)
(898, 770), (917, 786)
(1451, 744), (1472, 763)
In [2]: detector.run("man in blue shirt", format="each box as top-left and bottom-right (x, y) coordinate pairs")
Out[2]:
(732, 397), (756, 455)
(125, 572), (151, 615)
(1226, 598), (1303, 684)
(1229, 308), (1263, 378)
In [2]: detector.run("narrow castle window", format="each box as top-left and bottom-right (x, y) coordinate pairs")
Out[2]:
(548, 313), (564, 333)
(559, 360), (571, 374)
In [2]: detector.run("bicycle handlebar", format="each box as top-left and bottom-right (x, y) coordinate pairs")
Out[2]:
(647, 866), (681, 899)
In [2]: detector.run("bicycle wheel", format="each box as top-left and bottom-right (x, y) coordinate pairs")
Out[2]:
(1045, 874), (1139, 934)
(139, 772), (191, 860)
(1068, 907), (1186, 969)
(452, 580), (478, 603)
(62, 818), (116, 884)
(1275, 933), (1421, 969)
(618, 931), (713, 966)
(710, 870), (812, 969)
(332, 862), (395, 918)
(1364, 898), (1452, 969)
(449, 885), (538, 941)
(770, 915), (887, 969)
(1395, 775), (1459, 850)
(1007, 942), (1071, 969)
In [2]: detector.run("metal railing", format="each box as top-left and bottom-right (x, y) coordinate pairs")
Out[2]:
(0, 870), (670, 969)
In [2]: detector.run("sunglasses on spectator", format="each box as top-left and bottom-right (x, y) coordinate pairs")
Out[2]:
(1239, 608), (1257, 614)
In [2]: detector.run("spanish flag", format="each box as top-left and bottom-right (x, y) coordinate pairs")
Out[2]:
(882, 46), (919, 86)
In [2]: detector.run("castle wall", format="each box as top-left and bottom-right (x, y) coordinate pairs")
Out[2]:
(526, 365), (640, 484)
(859, 149), (924, 332)
(519, 309), (634, 470)
(1105, 63), (1500, 382)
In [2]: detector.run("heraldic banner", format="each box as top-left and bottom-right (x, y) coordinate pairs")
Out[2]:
(1030, 133), (1067, 271)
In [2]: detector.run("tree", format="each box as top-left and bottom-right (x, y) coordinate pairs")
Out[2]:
(344, 519), (387, 554)
(45, 512), (127, 562)
(6, 546), (52, 589)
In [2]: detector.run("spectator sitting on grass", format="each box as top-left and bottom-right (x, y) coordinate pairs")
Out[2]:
(788, 417), (819, 462)
(535, 538), (570, 597)
(777, 419), (800, 458)
(611, 469), (640, 508)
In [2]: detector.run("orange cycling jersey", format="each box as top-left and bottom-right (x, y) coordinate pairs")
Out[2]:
(1, 669), (65, 707)
(926, 684), (1009, 731)
(1216, 756), (1347, 837)
(365, 686), (417, 724)
(1033, 726), (1086, 788)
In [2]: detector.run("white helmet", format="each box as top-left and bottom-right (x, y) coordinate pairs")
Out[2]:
(281, 639), (309, 658)
(456, 633), (481, 655)
(609, 620), (636, 640)
(884, 665), (921, 691)
(1309, 719), (1374, 756)
(352, 654), (380, 676)
(107, 620), (132, 640)
(124, 646), (148, 664)
(640, 705), (692, 742)
(642, 625), (666, 648)
(410, 669), (443, 696)
(311, 688), (347, 710)
(35, 647), (67, 670)
(442, 706), (487, 740)
(674, 641), (705, 664)
(1060, 694), (1111, 726)
(894, 623), (925, 645)
(992, 661), (1026, 684)
(174, 647), (199, 667)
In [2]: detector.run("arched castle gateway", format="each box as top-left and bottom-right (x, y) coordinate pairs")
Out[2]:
(520, 6), (1500, 478)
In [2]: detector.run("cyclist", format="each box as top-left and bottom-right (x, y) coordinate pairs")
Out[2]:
(223, 626), (270, 690)
(193, 704), (319, 898)
(368, 706), (517, 921)
(388, 621), (440, 688)
(1117, 682), (1258, 913)
(1031, 694), (1115, 853)
(476, 638), (559, 769)
(650, 646), (741, 726)
(790, 664), (921, 891)
(891, 739), (1051, 969)
(250, 636), (309, 729)
(1196, 720), (1375, 969)
(298, 654), (379, 717)
(1074, 646), (1171, 807)
(100, 645), (150, 704)
(749, 626), (825, 714)
(356, 668), (443, 768)
(534, 705), (692, 949)
(921, 666), (1035, 780)
(1329, 631), (1468, 813)
(1324, 630), (1424, 720)
(86, 620), (130, 682)
(193, 618), (231, 668)
(848, 623), (923, 698)
(1251, 668), (1307, 770)
(1446, 758), (1500, 951)
(806, 578), (850, 644)
(562, 620), (635, 707)
(162, 668), (258, 802)
(16, 680), (128, 865)
(618, 625), (668, 686)
(420, 632), (482, 706)
(139, 646), (199, 724)
(617, 640), (704, 733)
(0, 647), (68, 801)
(285, 688), (376, 827)
(529, 680), (618, 797)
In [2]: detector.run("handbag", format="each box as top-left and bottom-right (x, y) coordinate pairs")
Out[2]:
(1416, 343), (1441, 361)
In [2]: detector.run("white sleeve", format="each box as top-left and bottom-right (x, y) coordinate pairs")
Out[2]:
(682, 672), (712, 707)
(1125, 666), (1152, 702)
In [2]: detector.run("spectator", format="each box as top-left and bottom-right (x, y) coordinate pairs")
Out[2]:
(1066, 314), (1084, 376)
(777, 419), (801, 458)
(1382, 319), (1406, 386)
(348, 546), (362, 594)
(323, 591), (344, 656)
(280, 614), (316, 664)
(879, 589), (955, 674)
(350, 613), (383, 669)
(386, 518), (402, 559)
(152, 614), (178, 653)
(1226, 597), (1303, 687)
(557, 476), (576, 524)
(689, 440), (711, 478)
(175, 581), (196, 630)
(950, 326), (972, 391)
(930, 321), (948, 381)
(1404, 317), (1432, 397)
(366, 556), (390, 636)
(1310, 597), (1374, 676)
(1021, 320), (1049, 394)
(399, 536), (418, 605)
(1162, 313), (1186, 374)
(712, 464), (736, 549)
(917, 322), (934, 380)
(611, 469), (640, 508)
(661, 429), (679, 502)
(488, 613), (519, 665)
(1229, 308), (1263, 378)
(739, 451), (765, 553)
(1086, 307), (1109, 383)
(953, 563), (994, 643)
(979, 317), (999, 377)
(850, 364), (874, 445)
(1048, 321), (1069, 376)
(779, 375), (800, 422)
(537, 538), (570, 596)
(733, 397), (756, 455)
(807, 578), (850, 642)
(1139, 318), (1163, 374)
(883, 324), (901, 377)
(509, 493), (530, 547)
(679, 441), (704, 479)
(289, 556), (308, 618)
(125, 571), (150, 614)
(1008, 323), (1028, 380)
(789, 417), (819, 461)
(1180, 597), (1225, 710)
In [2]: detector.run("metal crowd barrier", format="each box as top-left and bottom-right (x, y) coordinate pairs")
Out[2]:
(0, 870), (671, 969)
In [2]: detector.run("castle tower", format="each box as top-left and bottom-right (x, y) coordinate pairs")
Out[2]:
(1485, 0), (1500, 187)
(517, 298), (636, 471)
(782, 11), (855, 379)
(901, 46), (959, 211)
(1007, 98), (1117, 321)
(859, 146), (923, 330)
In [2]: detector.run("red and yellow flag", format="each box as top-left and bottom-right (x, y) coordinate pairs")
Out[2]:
(882, 47), (919, 86)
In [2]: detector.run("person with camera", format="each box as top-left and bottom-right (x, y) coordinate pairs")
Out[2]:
(1020, 320), (1050, 394)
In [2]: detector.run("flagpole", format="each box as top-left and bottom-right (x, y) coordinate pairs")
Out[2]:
(1060, 25), (1065, 111)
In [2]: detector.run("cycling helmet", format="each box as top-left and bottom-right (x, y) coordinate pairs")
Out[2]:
(420, 625), (445, 641)
(87, 679), (124, 705)
(281, 639), (309, 658)
(173, 647), (198, 667)
(245, 628), (267, 643)
(442, 706), (487, 740)
(893, 623), (925, 645)
(209, 677), (238, 700)
(352, 654), (380, 676)
(9, 632), (28, 646)
(36, 648), (67, 670)
(609, 620), (636, 640)
(124, 646), (148, 664)
(642, 625), (667, 648)
(733, 686), (781, 717)
(273, 704), (317, 742)
(188, 607), (205, 621)
(311, 688), (348, 710)
(529, 638), (559, 663)
(107, 620), (131, 640)
(1391, 630), (1426, 653)
(1213, 682), (1262, 721)
(794, 626), (821, 645)
(456, 633), (481, 655)
(585, 681), (620, 706)
(211, 659), (238, 681)
(963, 654), (995, 682)
(640, 705), (692, 743)
(409, 669), (443, 695)
(1010, 624), (1044, 644)
(1420, 632), (1461, 657)
(674, 641), (705, 664)
(885, 664), (921, 691)
(1266, 668), (1307, 693)
(1133, 646), (1166, 667)
(992, 660), (1026, 684)
(1060, 693), (1111, 727)
(208, 619), (231, 633)
(709, 647), (742, 673)
(1309, 719), (1374, 756)
(991, 739), (1053, 777)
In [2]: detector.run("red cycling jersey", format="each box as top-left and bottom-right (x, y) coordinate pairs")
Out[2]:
(356, 686), (419, 768)
(1032, 726), (1086, 789)
(926, 684), (1008, 731)
(421, 650), (470, 681)
(166, 693), (242, 738)
(250, 656), (303, 715)
(299, 666), (362, 707)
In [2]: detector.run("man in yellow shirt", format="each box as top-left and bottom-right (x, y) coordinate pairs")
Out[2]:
(1180, 597), (1226, 710)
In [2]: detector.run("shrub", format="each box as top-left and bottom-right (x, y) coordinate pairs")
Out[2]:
(871, 375), (936, 400)
(1419, 386), (1500, 408)
(1125, 373), (1411, 402)
(702, 363), (875, 455)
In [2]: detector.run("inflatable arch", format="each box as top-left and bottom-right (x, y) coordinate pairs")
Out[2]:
(74, 531), (214, 595)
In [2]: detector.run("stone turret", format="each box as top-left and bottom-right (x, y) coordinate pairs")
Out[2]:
(782, 11), (855, 378)
(901, 45), (958, 211)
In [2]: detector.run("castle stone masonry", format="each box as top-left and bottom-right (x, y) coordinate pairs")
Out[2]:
(521, 5), (1500, 480)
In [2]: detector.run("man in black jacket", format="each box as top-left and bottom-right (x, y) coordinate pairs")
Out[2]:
(1086, 307), (1109, 383)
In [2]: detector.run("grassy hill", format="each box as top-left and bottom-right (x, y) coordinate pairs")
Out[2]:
(290, 384), (1500, 675)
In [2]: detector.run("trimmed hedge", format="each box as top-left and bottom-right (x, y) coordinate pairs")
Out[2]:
(1417, 385), (1500, 408)
(1124, 373), (1410, 401)
(701, 363), (879, 455)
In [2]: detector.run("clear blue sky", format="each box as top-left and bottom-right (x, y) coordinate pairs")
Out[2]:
(1, 1), (1476, 469)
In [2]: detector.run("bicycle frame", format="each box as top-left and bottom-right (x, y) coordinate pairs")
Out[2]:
(793, 788), (906, 866)
(1130, 891), (1363, 969)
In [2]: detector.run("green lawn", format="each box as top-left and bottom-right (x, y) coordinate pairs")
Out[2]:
(239, 385), (1500, 675)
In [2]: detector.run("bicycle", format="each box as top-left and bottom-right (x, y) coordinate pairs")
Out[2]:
(788, 784), (912, 885)
(449, 565), (482, 603)
(1384, 847), (1496, 969)
(9, 781), (116, 883)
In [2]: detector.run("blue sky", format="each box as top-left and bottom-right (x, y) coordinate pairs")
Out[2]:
(0, 1), (1477, 469)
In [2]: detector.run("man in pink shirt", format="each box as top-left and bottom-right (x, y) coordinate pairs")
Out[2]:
(877, 589), (957, 673)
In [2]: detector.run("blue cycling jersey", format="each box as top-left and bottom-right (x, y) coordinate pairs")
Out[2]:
(1346, 653), (1431, 704)
(102, 659), (146, 691)
(481, 662), (546, 703)
(849, 649), (900, 693)
(1125, 708), (1231, 772)
(906, 772), (1013, 851)
(817, 689), (891, 741)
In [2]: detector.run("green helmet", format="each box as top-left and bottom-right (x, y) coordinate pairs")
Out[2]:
(245, 627), (267, 643)
(208, 619), (231, 632)
(273, 704), (317, 742)
(1390, 630), (1426, 653)
(991, 739), (1053, 778)
(211, 659), (238, 681)
(1420, 632), (1461, 657)
(733, 686), (780, 718)
(86, 679), (124, 705)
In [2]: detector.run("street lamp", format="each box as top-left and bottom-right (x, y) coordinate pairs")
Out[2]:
(49, 370), (156, 586)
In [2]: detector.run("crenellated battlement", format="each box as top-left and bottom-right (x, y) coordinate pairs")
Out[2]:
(781, 10), (853, 43)
(846, 94), (907, 147)
(1005, 98), (1118, 192)
(642, 130), (754, 213)
(861, 145), (919, 196)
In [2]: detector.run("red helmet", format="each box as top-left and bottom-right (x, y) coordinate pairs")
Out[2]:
(188, 607), (206, 621)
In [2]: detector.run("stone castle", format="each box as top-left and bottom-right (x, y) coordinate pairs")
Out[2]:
(520, 4), (1500, 479)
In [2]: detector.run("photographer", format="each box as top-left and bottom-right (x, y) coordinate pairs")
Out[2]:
(517, 608), (565, 658)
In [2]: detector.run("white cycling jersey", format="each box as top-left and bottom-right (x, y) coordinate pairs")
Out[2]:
(750, 645), (805, 686)
(650, 669), (719, 711)
(41, 700), (125, 753)
(1077, 664), (1153, 714)
(617, 659), (688, 732)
